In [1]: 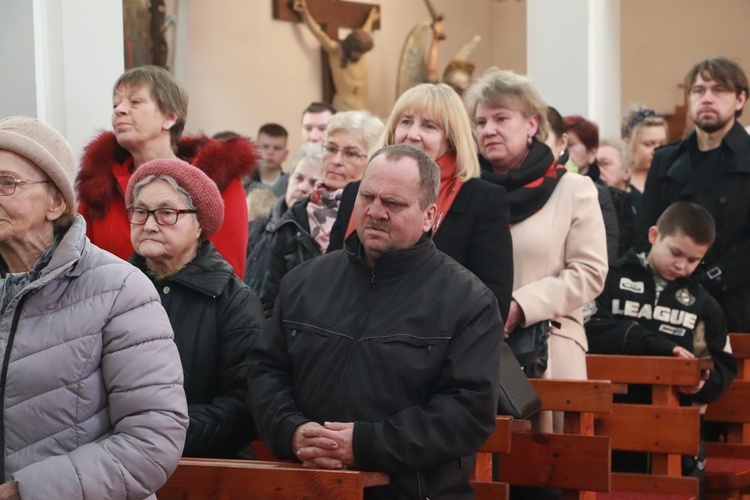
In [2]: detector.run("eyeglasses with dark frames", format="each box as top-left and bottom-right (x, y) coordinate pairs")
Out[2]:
(0, 175), (50, 196)
(126, 207), (197, 226)
(322, 144), (367, 163)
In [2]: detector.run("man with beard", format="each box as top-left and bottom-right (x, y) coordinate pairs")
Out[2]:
(636, 57), (750, 332)
(292, 0), (379, 111)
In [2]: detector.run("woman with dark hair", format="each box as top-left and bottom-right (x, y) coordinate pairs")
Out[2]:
(564, 115), (620, 262)
(544, 106), (568, 162)
(464, 69), (608, 431)
(76, 65), (256, 278)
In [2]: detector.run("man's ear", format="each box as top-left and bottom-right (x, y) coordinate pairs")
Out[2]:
(648, 225), (660, 246)
(423, 203), (437, 232)
(736, 90), (747, 112)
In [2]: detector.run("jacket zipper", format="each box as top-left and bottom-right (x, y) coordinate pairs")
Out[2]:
(0, 295), (28, 475)
(333, 269), (377, 418)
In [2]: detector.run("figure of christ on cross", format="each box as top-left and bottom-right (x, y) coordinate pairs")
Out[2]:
(282, 0), (380, 111)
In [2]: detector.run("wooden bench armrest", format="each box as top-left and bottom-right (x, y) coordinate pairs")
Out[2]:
(707, 442), (750, 460)
(705, 380), (750, 423)
(610, 471), (698, 497)
(159, 458), (390, 500)
(498, 433), (611, 492)
(729, 333), (750, 360)
(529, 379), (612, 413)
(596, 403), (700, 455)
(481, 416), (514, 454)
(587, 355), (702, 386)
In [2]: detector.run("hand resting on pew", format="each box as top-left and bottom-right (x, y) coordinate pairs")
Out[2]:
(294, 422), (355, 470)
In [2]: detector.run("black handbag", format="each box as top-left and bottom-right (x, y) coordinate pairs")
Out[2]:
(505, 320), (553, 379)
(496, 342), (542, 419)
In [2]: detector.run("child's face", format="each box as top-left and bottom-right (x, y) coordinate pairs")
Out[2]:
(647, 227), (709, 281)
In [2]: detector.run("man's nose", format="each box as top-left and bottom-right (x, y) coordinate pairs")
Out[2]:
(368, 200), (387, 219)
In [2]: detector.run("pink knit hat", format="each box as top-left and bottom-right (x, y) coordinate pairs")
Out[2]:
(0, 116), (76, 207)
(126, 159), (224, 238)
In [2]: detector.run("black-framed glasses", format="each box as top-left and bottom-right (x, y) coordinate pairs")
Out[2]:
(322, 144), (367, 163)
(0, 175), (49, 196)
(126, 207), (197, 226)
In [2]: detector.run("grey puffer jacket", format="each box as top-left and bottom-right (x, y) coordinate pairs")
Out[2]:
(2, 215), (188, 499)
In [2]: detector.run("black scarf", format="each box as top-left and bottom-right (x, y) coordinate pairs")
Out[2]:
(480, 139), (566, 224)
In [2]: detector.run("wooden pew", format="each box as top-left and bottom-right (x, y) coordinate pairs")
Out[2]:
(704, 333), (750, 499)
(587, 355), (704, 499)
(157, 458), (389, 500)
(473, 380), (613, 500)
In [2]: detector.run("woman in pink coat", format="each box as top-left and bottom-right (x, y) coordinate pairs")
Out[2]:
(465, 68), (609, 432)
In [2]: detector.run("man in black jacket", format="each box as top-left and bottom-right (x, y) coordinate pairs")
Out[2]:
(247, 144), (502, 499)
(636, 57), (750, 332)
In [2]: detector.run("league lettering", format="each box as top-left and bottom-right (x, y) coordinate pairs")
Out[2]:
(612, 299), (697, 328)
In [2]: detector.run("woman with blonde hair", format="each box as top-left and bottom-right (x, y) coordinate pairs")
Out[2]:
(329, 83), (513, 319)
(465, 69), (608, 430)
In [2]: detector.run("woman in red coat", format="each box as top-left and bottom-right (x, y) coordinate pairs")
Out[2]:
(76, 65), (256, 278)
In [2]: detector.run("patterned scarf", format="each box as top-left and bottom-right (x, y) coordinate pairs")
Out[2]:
(0, 231), (65, 316)
(480, 140), (566, 224)
(307, 181), (343, 253)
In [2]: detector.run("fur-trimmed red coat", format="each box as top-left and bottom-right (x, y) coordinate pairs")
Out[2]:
(76, 131), (256, 279)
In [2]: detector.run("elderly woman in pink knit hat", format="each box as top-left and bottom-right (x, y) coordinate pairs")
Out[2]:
(0, 116), (188, 499)
(126, 159), (265, 459)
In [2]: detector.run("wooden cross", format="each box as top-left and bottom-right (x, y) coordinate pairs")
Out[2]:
(273, 0), (380, 105)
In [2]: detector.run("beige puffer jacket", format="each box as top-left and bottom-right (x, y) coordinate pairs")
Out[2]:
(1, 215), (188, 499)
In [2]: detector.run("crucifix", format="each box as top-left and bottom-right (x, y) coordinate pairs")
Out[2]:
(273, 0), (380, 110)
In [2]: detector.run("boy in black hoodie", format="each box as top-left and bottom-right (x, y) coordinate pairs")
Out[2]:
(586, 201), (736, 486)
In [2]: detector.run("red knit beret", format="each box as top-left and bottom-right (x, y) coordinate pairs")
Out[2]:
(125, 159), (225, 239)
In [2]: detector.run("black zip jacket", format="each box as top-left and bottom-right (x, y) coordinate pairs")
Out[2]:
(586, 251), (736, 404)
(260, 195), (321, 317)
(247, 235), (502, 499)
(131, 241), (265, 457)
(245, 196), (287, 296)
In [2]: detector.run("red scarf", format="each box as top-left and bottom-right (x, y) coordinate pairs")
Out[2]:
(432, 152), (464, 233)
(344, 151), (464, 238)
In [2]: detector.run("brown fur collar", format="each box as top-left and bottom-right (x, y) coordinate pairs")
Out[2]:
(76, 131), (257, 218)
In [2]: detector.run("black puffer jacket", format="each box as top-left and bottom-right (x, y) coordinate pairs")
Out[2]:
(260, 196), (321, 317)
(248, 234), (502, 499)
(131, 241), (265, 457)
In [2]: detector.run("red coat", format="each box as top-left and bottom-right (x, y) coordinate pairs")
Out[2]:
(76, 131), (256, 279)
